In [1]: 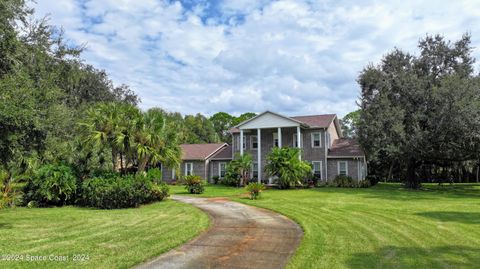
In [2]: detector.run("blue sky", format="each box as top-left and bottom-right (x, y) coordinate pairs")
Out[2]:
(33, 0), (480, 117)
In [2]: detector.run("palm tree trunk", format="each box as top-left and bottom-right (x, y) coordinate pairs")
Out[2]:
(120, 153), (124, 174)
(138, 157), (148, 172)
(112, 150), (117, 171)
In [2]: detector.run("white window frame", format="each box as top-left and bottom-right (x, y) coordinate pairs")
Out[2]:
(185, 162), (193, 176)
(243, 135), (247, 150)
(293, 133), (303, 148)
(312, 161), (323, 180)
(251, 135), (258, 149)
(338, 161), (348, 176)
(311, 132), (322, 148)
(218, 162), (227, 178)
(273, 133), (279, 147)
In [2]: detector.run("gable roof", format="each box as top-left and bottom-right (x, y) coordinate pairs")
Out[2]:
(235, 111), (308, 129)
(328, 139), (365, 157)
(180, 143), (227, 160)
(229, 112), (338, 133)
(290, 114), (336, 128)
(210, 145), (233, 160)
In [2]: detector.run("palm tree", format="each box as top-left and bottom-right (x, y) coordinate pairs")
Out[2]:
(133, 109), (181, 172)
(265, 147), (311, 188)
(81, 102), (141, 172)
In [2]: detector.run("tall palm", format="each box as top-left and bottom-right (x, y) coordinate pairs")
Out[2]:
(81, 102), (141, 171)
(134, 109), (181, 172)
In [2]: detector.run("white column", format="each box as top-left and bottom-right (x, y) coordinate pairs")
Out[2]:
(257, 128), (261, 183)
(297, 126), (301, 160)
(277, 127), (282, 148)
(240, 129), (244, 156)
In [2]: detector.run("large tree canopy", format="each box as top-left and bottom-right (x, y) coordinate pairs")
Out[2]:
(358, 34), (480, 188)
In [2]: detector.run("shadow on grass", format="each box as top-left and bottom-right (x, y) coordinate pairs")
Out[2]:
(0, 223), (12, 229)
(416, 211), (480, 224)
(342, 183), (480, 201)
(346, 245), (480, 269)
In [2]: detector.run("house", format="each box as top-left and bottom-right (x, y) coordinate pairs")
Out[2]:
(160, 143), (232, 182)
(161, 111), (366, 183)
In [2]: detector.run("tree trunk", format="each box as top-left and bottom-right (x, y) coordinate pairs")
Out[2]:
(120, 153), (124, 175)
(112, 150), (117, 171)
(476, 163), (479, 183)
(138, 157), (148, 172)
(387, 163), (394, 183)
(405, 158), (420, 189)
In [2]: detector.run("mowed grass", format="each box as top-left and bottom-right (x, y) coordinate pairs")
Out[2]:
(171, 183), (480, 269)
(0, 200), (209, 269)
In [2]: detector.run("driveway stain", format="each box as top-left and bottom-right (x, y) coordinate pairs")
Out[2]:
(134, 195), (303, 269)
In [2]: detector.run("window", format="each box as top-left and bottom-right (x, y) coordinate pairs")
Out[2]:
(251, 136), (258, 149)
(185, 162), (193, 176)
(293, 133), (303, 147)
(338, 161), (348, 176)
(311, 132), (321, 148)
(251, 162), (258, 179)
(219, 162), (227, 178)
(273, 133), (279, 147)
(243, 136), (247, 149)
(312, 161), (322, 179)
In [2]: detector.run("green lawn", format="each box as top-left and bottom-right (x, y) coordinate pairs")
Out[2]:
(171, 183), (480, 269)
(0, 200), (209, 269)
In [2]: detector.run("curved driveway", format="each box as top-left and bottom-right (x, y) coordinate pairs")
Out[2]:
(135, 195), (303, 269)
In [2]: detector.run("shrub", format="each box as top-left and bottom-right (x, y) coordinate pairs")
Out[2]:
(80, 175), (169, 209)
(183, 175), (205, 194)
(24, 164), (77, 206)
(332, 175), (355, 187)
(222, 169), (240, 186)
(365, 174), (380, 186)
(331, 175), (372, 188)
(212, 175), (220, 184)
(146, 168), (163, 183)
(245, 182), (265, 200)
(0, 170), (23, 209)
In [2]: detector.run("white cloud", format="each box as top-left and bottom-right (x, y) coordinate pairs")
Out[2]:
(32, 0), (480, 117)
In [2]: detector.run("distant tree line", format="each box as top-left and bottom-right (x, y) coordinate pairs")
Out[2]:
(352, 33), (480, 188)
(0, 0), (254, 178)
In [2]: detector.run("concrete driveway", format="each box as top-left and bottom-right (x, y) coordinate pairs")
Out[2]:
(135, 195), (303, 269)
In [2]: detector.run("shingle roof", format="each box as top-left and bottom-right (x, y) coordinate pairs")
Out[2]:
(210, 145), (233, 160)
(328, 139), (365, 157)
(229, 114), (336, 133)
(290, 114), (336, 128)
(180, 143), (227, 160)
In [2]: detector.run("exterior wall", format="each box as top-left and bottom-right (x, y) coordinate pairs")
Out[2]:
(327, 121), (339, 147)
(232, 127), (329, 181)
(209, 160), (229, 183)
(327, 158), (365, 181)
(161, 160), (207, 182)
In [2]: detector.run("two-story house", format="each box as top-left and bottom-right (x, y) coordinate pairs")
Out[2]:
(229, 111), (366, 183)
(160, 111), (366, 183)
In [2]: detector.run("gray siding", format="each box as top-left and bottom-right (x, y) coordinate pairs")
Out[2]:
(232, 127), (329, 181)
(209, 160), (229, 183)
(326, 158), (365, 181)
(161, 160), (207, 182)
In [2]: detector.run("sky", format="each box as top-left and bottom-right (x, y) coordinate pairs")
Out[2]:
(33, 0), (480, 117)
